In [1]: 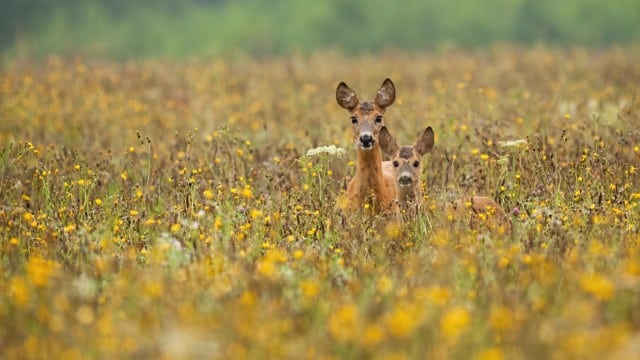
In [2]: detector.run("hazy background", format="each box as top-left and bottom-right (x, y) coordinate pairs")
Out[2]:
(2, 0), (640, 59)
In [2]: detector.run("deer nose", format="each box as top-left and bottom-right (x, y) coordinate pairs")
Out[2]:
(359, 133), (374, 148)
(398, 174), (413, 186)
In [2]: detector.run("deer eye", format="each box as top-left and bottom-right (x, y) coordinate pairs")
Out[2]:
(413, 160), (420, 168)
(375, 115), (383, 123)
(350, 116), (358, 124)
(393, 160), (399, 167)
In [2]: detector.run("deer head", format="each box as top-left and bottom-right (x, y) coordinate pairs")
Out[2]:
(380, 126), (434, 202)
(336, 78), (396, 151)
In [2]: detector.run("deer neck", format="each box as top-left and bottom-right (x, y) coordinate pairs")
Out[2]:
(355, 146), (386, 202)
(397, 185), (422, 210)
(392, 184), (420, 221)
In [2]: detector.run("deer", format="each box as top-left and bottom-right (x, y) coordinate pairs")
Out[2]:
(336, 79), (398, 216)
(379, 126), (513, 233)
(379, 126), (434, 216)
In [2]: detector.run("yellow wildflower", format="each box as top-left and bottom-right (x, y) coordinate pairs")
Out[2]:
(249, 209), (263, 219)
(387, 303), (420, 338)
(10, 276), (29, 307)
(489, 305), (514, 332)
(26, 257), (59, 288)
(328, 303), (360, 342)
(300, 280), (320, 300)
(241, 185), (253, 199)
(143, 280), (163, 299)
(425, 286), (452, 306)
(203, 189), (215, 200)
(256, 259), (277, 279)
(239, 290), (256, 307)
(377, 275), (393, 295)
(264, 248), (287, 263)
(580, 274), (614, 301)
(440, 306), (471, 342)
(384, 221), (403, 240)
(23, 212), (34, 223)
(360, 323), (385, 347)
(476, 347), (504, 360)
(63, 224), (76, 233)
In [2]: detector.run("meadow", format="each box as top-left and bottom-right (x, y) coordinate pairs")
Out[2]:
(1, 47), (640, 359)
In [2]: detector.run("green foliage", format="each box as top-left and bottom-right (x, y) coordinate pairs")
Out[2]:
(2, 0), (640, 59)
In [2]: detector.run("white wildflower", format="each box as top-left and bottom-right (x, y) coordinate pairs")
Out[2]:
(305, 145), (346, 158)
(497, 139), (528, 148)
(73, 273), (97, 300)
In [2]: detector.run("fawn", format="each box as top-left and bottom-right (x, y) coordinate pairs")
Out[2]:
(379, 126), (434, 215)
(336, 79), (397, 215)
(380, 126), (512, 233)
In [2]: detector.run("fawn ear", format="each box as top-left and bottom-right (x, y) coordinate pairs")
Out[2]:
(414, 126), (434, 156)
(336, 82), (358, 111)
(379, 127), (399, 157)
(374, 78), (396, 109)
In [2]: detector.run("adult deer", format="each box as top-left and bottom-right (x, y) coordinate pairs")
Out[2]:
(336, 79), (397, 215)
(380, 126), (512, 233)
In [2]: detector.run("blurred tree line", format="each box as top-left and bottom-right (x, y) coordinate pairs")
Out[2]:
(2, 0), (639, 58)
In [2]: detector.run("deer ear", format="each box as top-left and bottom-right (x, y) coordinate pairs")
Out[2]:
(379, 127), (399, 157)
(414, 126), (434, 156)
(336, 82), (358, 111)
(374, 78), (396, 109)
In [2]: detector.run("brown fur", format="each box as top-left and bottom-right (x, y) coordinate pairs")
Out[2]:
(336, 79), (398, 215)
(346, 144), (397, 213)
(379, 126), (433, 218)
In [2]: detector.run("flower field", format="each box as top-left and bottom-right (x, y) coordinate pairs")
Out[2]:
(1, 47), (640, 359)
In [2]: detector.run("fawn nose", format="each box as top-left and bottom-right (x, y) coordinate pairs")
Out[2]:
(398, 174), (413, 187)
(359, 133), (374, 148)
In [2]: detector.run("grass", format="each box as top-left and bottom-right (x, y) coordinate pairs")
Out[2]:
(1, 47), (640, 359)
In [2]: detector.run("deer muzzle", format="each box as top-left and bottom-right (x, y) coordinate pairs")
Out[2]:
(359, 132), (374, 150)
(398, 171), (414, 187)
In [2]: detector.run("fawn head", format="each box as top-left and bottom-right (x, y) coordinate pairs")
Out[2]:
(380, 126), (434, 189)
(336, 78), (396, 151)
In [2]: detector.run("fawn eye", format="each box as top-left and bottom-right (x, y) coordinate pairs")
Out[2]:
(393, 160), (399, 167)
(413, 160), (420, 168)
(350, 116), (358, 124)
(375, 115), (383, 123)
